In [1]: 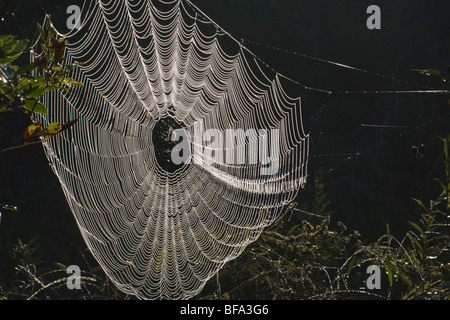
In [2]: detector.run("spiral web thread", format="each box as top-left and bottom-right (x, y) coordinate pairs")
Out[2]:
(33, 0), (309, 299)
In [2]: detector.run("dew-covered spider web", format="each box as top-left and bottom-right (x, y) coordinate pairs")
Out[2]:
(32, 0), (309, 299)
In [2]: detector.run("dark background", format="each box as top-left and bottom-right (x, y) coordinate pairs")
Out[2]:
(0, 0), (449, 297)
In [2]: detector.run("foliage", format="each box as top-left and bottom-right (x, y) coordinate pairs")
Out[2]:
(200, 138), (450, 300)
(199, 176), (364, 300)
(346, 134), (450, 300)
(0, 17), (81, 219)
(2, 135), (447, 300)
(0, 18), (81, 152)
(0, 19), (94, 300)
(0, 238), (131, 300)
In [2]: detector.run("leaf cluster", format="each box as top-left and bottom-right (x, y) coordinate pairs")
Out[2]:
(0, 18), (82, 152)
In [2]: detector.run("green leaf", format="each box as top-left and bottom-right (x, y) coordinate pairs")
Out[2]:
(32, 102), (48, 114)
(52, 66), (64, 72)
(407, 233), (423, 259)
(398, 271), (412, 287)
(23, 99), (47, 114)
(40, 43), (48, 57)
(347, 255), (356, 277)
(412, 198), (429, 214)
(402, 288), (416, 300)
(45, 19), (56, 40)
(0, 85), (13, 95)
(385, 261), (393, 287)
(287, 224), (301, 236)
(0, 38), (28, 63)
(1, 204), (17, 212)
(2, 39), (29, 56)
(429, 234), (450, 243)
(46, 85), (61, 92)
(0, 204), (17, 225)
(408, 220), (425, 238)
(55, 74), (64, 83)
(4, 91), (16, 100)
(30, 76), (46, 88)
(411, 69), (448, 82)
(0, 35), (14, 47)
(434, 178), (448, 198)
(63, 78), (83, 87)
(1, 40), (18, 54)
(25, 86), (46, 99)
(18, 77), (31, 89)
(257, 252), (268, 256)
(13, 40), (29, 54)
(37, 24), (47, 43)
(0, 52), (23, 65)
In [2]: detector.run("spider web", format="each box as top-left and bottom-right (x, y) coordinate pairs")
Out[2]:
(33, 0), (309, 299)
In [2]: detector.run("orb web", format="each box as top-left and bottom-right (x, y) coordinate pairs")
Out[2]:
(32, 0), (309, 299)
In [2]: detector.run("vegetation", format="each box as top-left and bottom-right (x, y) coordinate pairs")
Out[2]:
(199, 142), (450, 300)
(0, 19), (80, 153)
